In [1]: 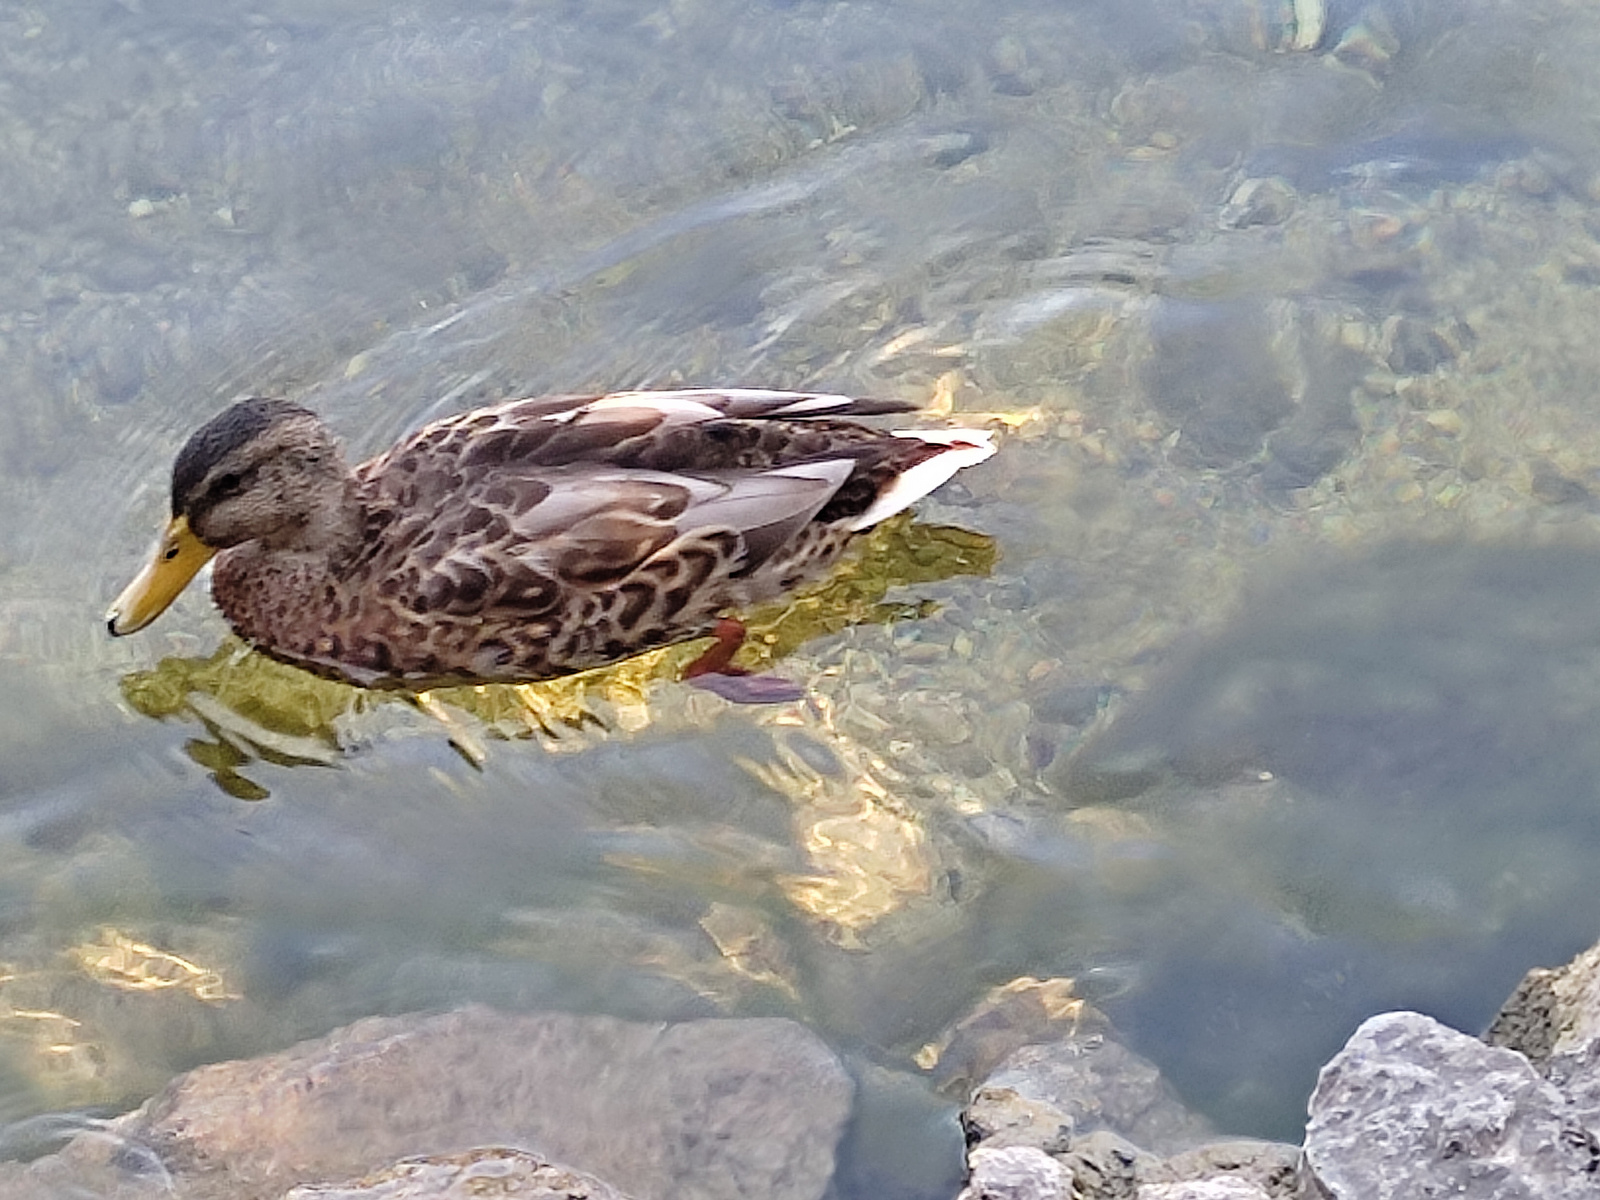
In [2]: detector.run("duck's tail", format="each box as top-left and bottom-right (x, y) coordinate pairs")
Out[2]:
(846, 429), (997, 531)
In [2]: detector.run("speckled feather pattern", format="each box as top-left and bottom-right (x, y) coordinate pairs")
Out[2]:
(208, 390), (989, 687)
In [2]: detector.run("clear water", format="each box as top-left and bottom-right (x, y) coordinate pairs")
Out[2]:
(6, 0), (1600, 1191)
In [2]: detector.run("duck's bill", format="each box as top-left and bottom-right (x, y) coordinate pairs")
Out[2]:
(107, 515), (215, 636)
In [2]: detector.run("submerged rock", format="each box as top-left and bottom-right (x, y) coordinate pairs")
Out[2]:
(1218, 177), (1297, 229)
(0, 1007), (853, 1200)
(1143, 298), (1293, 469)
(974, 1029), (1214, 1157)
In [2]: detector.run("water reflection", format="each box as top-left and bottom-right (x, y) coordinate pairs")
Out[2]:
(747, 706), (936, 943)
(117, 516), (996, 797)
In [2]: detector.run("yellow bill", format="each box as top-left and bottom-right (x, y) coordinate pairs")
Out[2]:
(107, 515), (216, 636)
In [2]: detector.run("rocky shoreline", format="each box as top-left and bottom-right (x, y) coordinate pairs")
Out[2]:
(4, 939), (1600, 1199)
(959, 939), (1600, 1200)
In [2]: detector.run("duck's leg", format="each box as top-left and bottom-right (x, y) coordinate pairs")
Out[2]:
(683, 618), (749, 678)
(683, 618), (804, 703)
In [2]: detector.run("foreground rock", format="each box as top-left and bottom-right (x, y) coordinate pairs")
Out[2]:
(1302, 1011), (1599, 1199)
(283, 1147), (633, 1199)
(1488, 938), (1600, 1139)
(0, 1007), (853, 1200)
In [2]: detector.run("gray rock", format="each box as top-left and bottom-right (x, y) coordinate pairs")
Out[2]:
(1137, 1179), (1270, 1200)
(971, 1130), (1304, 1200)
(282, 1147), (633, 1199)
(1303, 1011), (1600, 1199)
(1548, 1042), (1600, 1152)
(1487, 960), (1567, 1065)
(1218, 177), (1297, 230)
(0, 1007), (852, 1200)
(979, 1025), (1213, 1156)
(1139, 1141), (1301, 1199)
(953, 999), (1283, 1200)
(1144, 298), (1293, 469)
(1487, 940), (1600, 1063)
(1054, 1130), (1152, 1200)
(963, 1087), (1075, 1155)
(1488, 939), (1600, 1139)
(960, 1125), (1292, 1200)
(957, 1145), (1073, 1200)
(1384, 315), (1462, 375)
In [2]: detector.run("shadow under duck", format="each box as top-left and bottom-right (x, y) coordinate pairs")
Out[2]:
(107, 390), (995, 698)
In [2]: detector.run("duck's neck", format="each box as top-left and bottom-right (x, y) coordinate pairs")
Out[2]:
(267, 476), (367, 566)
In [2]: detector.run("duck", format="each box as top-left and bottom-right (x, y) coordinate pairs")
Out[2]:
(107, 389), (996, 700)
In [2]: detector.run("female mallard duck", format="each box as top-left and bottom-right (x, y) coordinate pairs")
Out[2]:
(107, 389), (995, 698)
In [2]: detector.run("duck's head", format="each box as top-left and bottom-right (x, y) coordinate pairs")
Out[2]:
(107, 398), (350, 636)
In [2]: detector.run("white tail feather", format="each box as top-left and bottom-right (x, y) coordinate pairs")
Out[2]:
(847, 429), (996, 531)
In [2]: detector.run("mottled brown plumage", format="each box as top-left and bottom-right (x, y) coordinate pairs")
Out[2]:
(108, 389), (996, 689)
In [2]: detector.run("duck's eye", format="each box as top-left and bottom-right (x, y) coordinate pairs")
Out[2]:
(212, 471), (246, 499)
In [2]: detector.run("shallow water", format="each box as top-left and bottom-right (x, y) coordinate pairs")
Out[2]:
(7, 0), (1600, 1189)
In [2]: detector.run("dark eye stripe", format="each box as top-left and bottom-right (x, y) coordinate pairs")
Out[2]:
(209, 465), (255, 501)
(170, 397), (308, 515)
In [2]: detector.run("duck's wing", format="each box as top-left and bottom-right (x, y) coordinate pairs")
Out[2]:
(367, 389), (917, 476)
(359, 389), (983, 622)
(370, 456), (859, 621)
